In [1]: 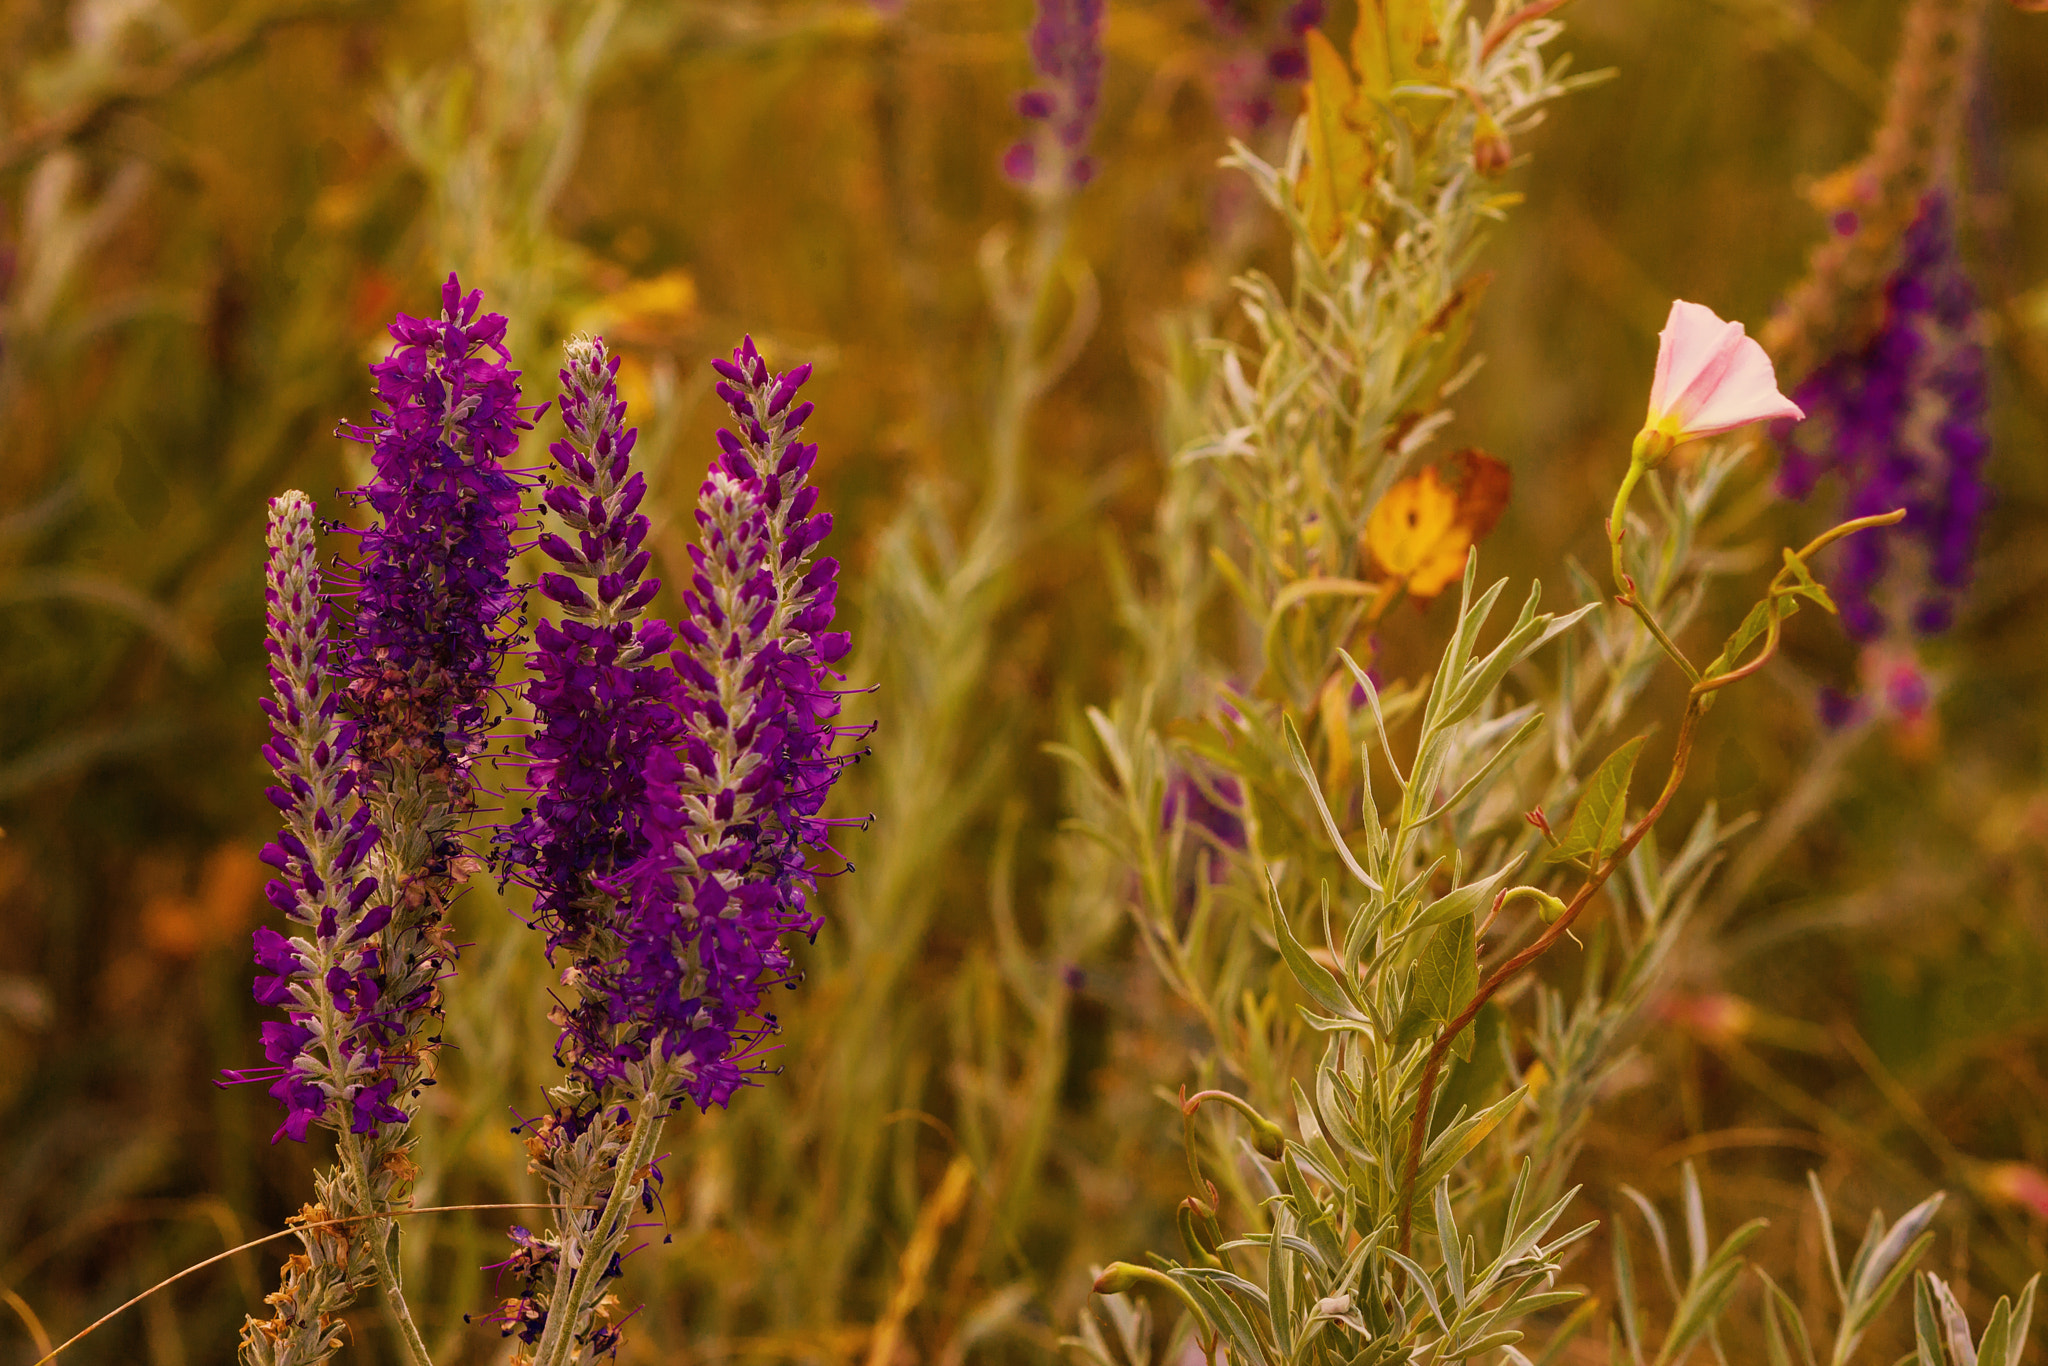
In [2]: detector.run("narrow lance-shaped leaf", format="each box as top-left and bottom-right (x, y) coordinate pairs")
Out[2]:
(1267, 872), (1366, 1024)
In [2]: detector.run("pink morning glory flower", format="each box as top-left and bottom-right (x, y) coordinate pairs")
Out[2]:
(1635, 300), (1805, 464)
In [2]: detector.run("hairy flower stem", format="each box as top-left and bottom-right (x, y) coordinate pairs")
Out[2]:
(529, 1095), (665, 1366)
(340, 1134), (431, 1366)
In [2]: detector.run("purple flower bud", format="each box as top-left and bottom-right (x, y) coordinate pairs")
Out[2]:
(540, 573), (593, 611)
(1003, 141), (1038, 184)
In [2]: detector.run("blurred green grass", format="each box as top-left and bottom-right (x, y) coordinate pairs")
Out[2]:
(2, 0), (2046, 1361)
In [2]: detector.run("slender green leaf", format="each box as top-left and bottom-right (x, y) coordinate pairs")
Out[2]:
(1780, 547), (1837, 612)
(1436, 1180), (1466, 1309)
(1411, 857), (1523, 935)
(1914, 1273), (1946, 1366)
(1284, 715), (1382, 893)
(1756, 1270), (1817, 1366)
(1975, 1298), (2013, 1366)
(1267, 873), (1364, 1023)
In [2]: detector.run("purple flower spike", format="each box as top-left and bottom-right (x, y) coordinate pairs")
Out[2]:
(225, 493), (397, 1144)
(337, 271), (534, 812)
(1203, 0), (1313, 134)
(504, 336), (681, 1075)
(618, 337), (856, 1110)
(314, 272), (534, 1147)
(1005, 0), (1106, 190)
(1775, 193), (1990, 649)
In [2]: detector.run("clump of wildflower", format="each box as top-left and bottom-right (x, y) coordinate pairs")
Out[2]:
(618, 336), (854, 1108)
(1775, 193), (1989, 641)
(1003, 0), (1107, 190)
(231, 492), (394, 1143)
(491, 339), (859, 1364)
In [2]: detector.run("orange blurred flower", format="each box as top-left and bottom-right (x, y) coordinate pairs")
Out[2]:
(1363, 450), (1511, 600)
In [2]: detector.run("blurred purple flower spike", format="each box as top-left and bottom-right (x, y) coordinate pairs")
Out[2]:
(1004, 0), (1106, 190)
(1775, 193), (1990, 642)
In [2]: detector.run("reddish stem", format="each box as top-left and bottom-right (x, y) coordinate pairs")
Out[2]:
(1396, 700), (1702, 1251)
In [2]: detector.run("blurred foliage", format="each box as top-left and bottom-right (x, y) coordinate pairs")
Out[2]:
(1, 0), (2046, 1363)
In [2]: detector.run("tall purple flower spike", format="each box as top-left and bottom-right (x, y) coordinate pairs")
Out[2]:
(1004, 0), (1106, 189)
(1775, 193), (1990, 641)
(328, 272), (535, 1114)
(336, 271), (533, 809)
(228, 492), (400, 1143)
(617, 336), (853, 1110)
(504, 336), (680, 1088)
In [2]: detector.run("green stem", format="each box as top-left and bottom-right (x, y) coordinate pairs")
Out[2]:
(341, 1135), (432, 1366)
(533, 1093), (668, 1366)
(1608, 454), (1701, 683)
(1606, 456), (1645, 593)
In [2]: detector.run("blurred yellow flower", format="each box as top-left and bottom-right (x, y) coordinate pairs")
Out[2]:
(1366, 467), (1468, 598)
(572, 268), (699, 347)
(1363, 452), (1511, 600)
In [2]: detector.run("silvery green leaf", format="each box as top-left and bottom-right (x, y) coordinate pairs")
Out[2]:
(1974, 1297), (2014, 1366)
(1931, 1274), (1977, 1366)
(1915, 1273), (1947, 1366)
(1755, 1270), (1817, 1366)
(1683, 1163), (1710, 1284)
(2004, 1276), (2039, 1366)
(1410, 856), (1524, 935)
(1613, 1218), (1646, 1366)
(1809, 1173), (1846, 1303)
(1435, 1180), (1466, 1310)
(1851, 1193), (1944, 1306)
(1417, 711), (1543, 825)
(1267, 873), (1365, 1024)
(1284, 715), (1382, 893)
(1340, 649), (1409, 790)
(1442, 583), (1550, 729)
(1383, 1248), (1448, 1333)
(1618, 1185), (1680, 1302)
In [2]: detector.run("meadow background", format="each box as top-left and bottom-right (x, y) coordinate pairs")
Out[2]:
(2, 0), (2047, 1361)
